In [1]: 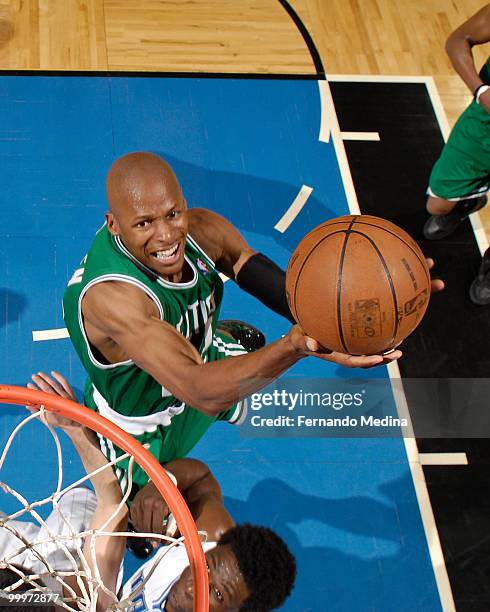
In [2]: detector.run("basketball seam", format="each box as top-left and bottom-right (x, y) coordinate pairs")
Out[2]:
(351, 229), (399, 349)
(293, 230), (356, 338)
(352, 220), (431, 285)
(336, 217), (358, 353)
(291, 227), (357, 349)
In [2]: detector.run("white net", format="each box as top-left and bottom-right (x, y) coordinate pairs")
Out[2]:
(0, 406), (205, 611)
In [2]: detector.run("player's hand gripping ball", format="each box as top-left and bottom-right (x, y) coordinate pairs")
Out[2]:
(286, 215), (431, 355)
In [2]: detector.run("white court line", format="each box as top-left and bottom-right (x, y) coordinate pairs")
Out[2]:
(274, 185), (313, 233)
(469, 214), (489, 256)
(32, 328), (69, 342)
(419, 453), (468, 466)
(424, 76), (451, 140)
(324, 75), (455, 612)
(328, 74), (440, 83)
(318, 80), (361, 215)
(218, 272), (231, 284)
(318, 80), (331, 142)
(341, 131), (380, 141)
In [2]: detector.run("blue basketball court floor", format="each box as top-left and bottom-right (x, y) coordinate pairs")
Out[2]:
(0, 74), (444, 611)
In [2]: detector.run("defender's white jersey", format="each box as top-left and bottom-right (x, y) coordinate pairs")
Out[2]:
(0, 487), (96, 594)
(122, 542), (216, 611)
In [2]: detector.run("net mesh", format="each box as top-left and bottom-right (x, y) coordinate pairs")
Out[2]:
(0, 405), (205, 611)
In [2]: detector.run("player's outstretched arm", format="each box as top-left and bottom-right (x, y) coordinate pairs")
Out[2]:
(84, 281), (398, 417)
(445, 4), (490, 109)
(28, 372), (127, 611)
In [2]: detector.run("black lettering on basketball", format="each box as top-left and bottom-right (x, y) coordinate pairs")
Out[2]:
(404, 289), (428, 316)
(401, 257), (418, 291)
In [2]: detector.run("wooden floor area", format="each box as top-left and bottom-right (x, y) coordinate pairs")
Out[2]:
(0, 0), (488, 237)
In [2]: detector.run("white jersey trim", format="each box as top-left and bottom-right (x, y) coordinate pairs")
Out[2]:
(122, 542), (217, 609)
(77, 274), (165, 370)
(115, 235), (199, 290)
(92, 385), (185, 434)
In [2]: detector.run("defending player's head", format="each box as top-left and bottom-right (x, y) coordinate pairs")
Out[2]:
(220, 524), (296, 612)
(105, 152), (188, 281)
(167, 524), (296, 612)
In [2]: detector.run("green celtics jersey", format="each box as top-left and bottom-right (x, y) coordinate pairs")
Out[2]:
(63, 224), (224, 430)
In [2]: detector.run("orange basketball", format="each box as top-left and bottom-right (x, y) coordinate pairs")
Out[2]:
(285, 215), (431, 355)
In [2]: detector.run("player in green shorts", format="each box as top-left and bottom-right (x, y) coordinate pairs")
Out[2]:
(63, 151), (403, 504)
(423, 5), (490, 305)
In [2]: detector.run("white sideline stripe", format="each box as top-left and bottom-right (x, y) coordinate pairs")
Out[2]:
(387, 363), (455, 612)
(328, 74), (438, 83)
(424, 76), (451, 141)
(469, 215), (489, 256)
(319, 79), (361, 215)
(419, 453), (468, 466)
(274, 185), (314, 233)
(325, 73), (454, 611)
(32, 328), (69, 342)
(341, 131), (380, 141)
(318, 79), (331, 142)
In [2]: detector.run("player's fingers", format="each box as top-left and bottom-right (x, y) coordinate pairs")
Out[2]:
(25, 383), (42, 412)
(315, 352), (381, 368)
(331, 349), (401, 368)
(430, 278), (444, 293)
(379, 350), (402, 366)
(304, 337), (333, 354)
(425, 258), (444, 293)
(38, 371), (71, 398)
(151, 502), (168, 534)
(50, 371), (76, 400)
(30, 373), (58, 394)
(129, 500), (142, 530)
(345, 354), (384, 368)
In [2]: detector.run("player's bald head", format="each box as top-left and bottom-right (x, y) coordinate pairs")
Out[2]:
(106, 152), (182, 217)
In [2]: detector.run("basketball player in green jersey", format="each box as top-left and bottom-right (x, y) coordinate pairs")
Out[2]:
(423, 4), (490, 304)
(64, 152), (405, 496)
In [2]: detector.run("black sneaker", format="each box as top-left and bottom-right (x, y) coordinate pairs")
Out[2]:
(423, 196), (487, 240)
(469, 249), (490, 305)
(218, 320), (266, 352)
(423, 211), (462, 240)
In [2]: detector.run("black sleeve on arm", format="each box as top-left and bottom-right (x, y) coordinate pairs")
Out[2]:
(235, 253), (296, 324)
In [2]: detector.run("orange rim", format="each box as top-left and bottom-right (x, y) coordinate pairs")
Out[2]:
(0, 385), (209, 612)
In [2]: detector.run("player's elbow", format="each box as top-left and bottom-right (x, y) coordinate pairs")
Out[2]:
(444, 30), (469, 57)
(190, 396), (235, 417)
(180, 372), (238, 416)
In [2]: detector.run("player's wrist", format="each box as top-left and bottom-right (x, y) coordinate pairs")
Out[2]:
(474, 83), (490, 104)
(63, 421), (84, 437)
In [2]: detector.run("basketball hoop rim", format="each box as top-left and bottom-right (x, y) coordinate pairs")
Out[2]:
(0, 385), (209, 612)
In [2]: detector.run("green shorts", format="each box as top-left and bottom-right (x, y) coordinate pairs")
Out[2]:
(89, 331), (247, 493)
(428, 100), (490, 201)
